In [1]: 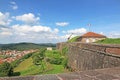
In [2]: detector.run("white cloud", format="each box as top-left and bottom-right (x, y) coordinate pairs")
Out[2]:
(0, 28), (12, 36)
(0, 25), (88, 43)
(0, 31), (12, 36)
(0, 12), (88, 43)
(10, 1), (18, 10)
(10, 2), (16, 5)
(0, 12), (62, 43)
(63, 28), (87, 35)
(0, 24), (61, 43)
(16, 13), (40, 25)
(0, 12), (11, 27)
(108, 32), (120, 38)
(11, 25), (52, 33)
(56, 22), (69, 26)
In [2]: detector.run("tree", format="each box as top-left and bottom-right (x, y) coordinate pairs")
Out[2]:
(32, 48), (46, 72)
(32, 48), (46, 65)
(0, 62), (13, 77)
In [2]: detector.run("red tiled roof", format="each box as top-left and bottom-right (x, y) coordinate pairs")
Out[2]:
(0, 59), (3, 64)
(81, 32), (106, 38)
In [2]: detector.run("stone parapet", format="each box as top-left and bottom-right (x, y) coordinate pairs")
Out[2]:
(57, 42), (120, 71)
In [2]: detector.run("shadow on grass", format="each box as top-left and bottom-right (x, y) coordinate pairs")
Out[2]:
(12, 72), (21, 76)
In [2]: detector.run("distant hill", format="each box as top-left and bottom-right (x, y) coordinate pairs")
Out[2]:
(0, 43), (56, 50)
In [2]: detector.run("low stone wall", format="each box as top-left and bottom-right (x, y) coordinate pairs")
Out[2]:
(1, 67), (120, 80)
(57, 42), (120, 71)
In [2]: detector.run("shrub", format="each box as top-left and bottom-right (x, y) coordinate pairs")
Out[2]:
(32, 48), (46, 65)
(62, 58), (69, 69)
(49, 58), (63, 65)
(62, 47), (68, 55)
(0, 62), (13, 77)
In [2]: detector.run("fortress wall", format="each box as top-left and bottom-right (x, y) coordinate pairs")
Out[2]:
(57, 42), (120, 71)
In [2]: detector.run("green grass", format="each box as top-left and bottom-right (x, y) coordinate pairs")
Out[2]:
(13, 50), (68, 76)
(67, 36), (79, 42)
(14, 58), (33, 72)
(43, 65), (65, 74)
(95, 38), (120, 44)
(45, 50), (61, 58)
(14, 57), (48, 76)
(14, 57), (40, 76)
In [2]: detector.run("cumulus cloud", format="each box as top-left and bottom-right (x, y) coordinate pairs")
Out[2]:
(12, 25), (51, 33)
(56, 22), (69, 26)
(108, 32), (120, 38)
(63, 28), (87, 35)
(0, 12), (11, 27)
(0, 12), (63, 43)
(10, 1), (18, 10)
(0, 24), (61, 43)
(0, 12), (88, 43)
(0, 28), (12, 36)
(16, 13), (40, 25)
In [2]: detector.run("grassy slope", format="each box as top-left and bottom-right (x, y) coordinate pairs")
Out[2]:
(67, 36), (79, 42)
(14, 50), (66, 76)
(95, 38), (120, 44)
(14, 57), (41, 76)
(43, 65), (65, 74)
(14, 57), (51, 76)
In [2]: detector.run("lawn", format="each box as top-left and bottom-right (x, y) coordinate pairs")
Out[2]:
(13, 50), (68, 76)
(14, 57), (41, 76)
(45, 50), (61, 58)
(44, 65), (65, 74)
(14, 57), (51, 76)
(95, 38), (120, 44)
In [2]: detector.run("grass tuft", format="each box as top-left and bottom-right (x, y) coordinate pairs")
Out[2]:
(95, 38), (120, 44)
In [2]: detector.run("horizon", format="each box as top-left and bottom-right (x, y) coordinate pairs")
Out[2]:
(0, 42), (57, 44)
(0, 0), (120, 43)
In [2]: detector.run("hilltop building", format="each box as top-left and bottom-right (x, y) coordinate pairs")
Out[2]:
(77, 32), (107, 43)
(47, 47), (52, 51)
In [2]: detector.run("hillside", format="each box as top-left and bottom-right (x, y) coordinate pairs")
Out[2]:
(13, 49), (68, 76)
(95, 38), (120, 44)
(67, 36), (79, 42)
(0, 43), (56, 50)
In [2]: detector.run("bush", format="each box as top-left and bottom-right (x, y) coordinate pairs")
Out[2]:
(49, 58), (63, 65)
(0, 62), (13, 77)
(62, 58), (69, 69)
(62, 47), (68, 55)
(32, 48), (46, 65)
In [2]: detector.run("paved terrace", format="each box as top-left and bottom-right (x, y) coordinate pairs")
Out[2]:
(0, 67), (120, 80)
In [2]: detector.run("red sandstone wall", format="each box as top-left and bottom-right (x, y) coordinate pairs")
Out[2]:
(57, 42), (120, 71)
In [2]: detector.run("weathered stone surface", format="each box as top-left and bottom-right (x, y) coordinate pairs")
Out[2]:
(0, 67), (120, 80)
(57, 42), (120, 71)
(34, 75), (59, 80)
(106, 48), (120, 55)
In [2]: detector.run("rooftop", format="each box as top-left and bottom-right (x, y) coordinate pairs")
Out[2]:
(81, 32), (106, 38)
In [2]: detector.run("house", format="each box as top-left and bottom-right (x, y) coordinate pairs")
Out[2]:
(77, 32), (107, 43)
(47, 47), (52, 51)
(0, 59), (3, 64)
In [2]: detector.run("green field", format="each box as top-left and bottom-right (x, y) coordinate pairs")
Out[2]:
(67, 36), (79, 42)
(95, 38), (120, 44)
(13, 50), (68, 76)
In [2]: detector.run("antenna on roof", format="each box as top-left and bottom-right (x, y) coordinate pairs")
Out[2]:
(87, 24), (91, 32)
(67, 33), (73, 40)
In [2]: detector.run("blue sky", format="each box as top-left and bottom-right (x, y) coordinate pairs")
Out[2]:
(0, 0), (120, 43)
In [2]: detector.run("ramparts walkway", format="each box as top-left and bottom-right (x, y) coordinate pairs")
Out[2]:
(0, 67), (120, 80)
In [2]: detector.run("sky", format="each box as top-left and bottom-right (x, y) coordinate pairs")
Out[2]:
(0, 0), (120, 43)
